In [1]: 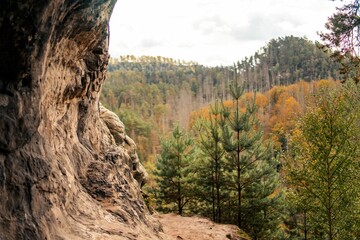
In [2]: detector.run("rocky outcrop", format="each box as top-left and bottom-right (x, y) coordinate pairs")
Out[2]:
(0, 1), (161, 239)
(99, 104), (148, 187)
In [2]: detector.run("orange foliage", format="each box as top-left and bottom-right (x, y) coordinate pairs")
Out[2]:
(222, 100), (233, 108)
(189, 79), (340, 147)
(269, 95), (301, 135)
(255, 93), (269, 109)
(188, 106), (211, 128)
(243, 92), (255, 102)
(268, 86), (286, 106)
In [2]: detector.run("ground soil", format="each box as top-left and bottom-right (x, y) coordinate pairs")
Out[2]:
(154, 213), (251, 240)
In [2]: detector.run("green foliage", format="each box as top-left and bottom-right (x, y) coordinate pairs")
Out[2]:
(116, 109), (151, 137)
(236, 36), (340, 91)
(100, 37), (340, 163)
(153, 125), (196, 215)
(285, 81), (360, 239)
(194, 100), (227, 223)
(221, 75), (285, 239)
(99, 36), (351, 239)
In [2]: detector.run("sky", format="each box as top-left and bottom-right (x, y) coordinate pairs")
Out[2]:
(108, 0), (348, 66)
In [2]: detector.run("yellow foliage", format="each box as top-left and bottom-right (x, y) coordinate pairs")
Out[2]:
(223, 100), (233, 108)
(255, 92), (269, 108)
(268, 85), (286, 105)
(268, 90), (302, 146)
(243, 92), (255, 102)
(188, 79), (339, 148)
(314, 79), (338, 89)
(188, 106), (211, 128)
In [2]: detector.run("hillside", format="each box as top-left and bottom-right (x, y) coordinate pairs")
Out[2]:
(100, 37), (340, 162)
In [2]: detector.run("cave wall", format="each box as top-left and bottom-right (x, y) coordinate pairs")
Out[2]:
(0, 1), (160, 239)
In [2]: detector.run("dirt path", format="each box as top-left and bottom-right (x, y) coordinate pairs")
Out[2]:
(154, 213), (250, 240)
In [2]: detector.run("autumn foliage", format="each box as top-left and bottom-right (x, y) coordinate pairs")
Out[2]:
(189, 79), (340, 148)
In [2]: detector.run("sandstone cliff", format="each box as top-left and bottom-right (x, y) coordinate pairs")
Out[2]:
(0, 1), (161, 239)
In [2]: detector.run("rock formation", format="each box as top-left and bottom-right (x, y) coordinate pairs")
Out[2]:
(0, 1), (161, 239)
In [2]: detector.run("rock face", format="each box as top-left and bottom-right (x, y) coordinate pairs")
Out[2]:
(0, 1), (161, 239)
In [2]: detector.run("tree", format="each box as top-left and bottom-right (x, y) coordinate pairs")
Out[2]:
(221, 68), (284, 238)
(286, 81), (360, 239)
(319, 1), (360, 82)
(195, 99), (226, 223)
(154, 125), (195, 215)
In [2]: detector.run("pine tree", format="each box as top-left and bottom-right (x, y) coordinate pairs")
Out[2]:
(195, 100), (226, 223)
(154, 125), (195, 215)
(221, 67), (284, 238)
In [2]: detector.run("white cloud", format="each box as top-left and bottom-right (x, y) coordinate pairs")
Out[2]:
(109, 0), (347, 66)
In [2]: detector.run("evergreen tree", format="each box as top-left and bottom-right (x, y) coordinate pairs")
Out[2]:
(221, 67), (284, 238)
(154, 125), (195, 215)
(286, 81), (360, 239)
(195, 100), (226, 223)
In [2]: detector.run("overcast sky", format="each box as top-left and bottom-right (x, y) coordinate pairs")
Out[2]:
(108, 0), (348, 66)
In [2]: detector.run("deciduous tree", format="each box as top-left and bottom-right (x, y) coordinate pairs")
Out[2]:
(286, 81), (360, 239)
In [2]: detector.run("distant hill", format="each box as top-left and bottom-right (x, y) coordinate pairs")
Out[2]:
(235, 35), (340, 90)
(106, 36), (339, 91)
(100, 36), (340, 162)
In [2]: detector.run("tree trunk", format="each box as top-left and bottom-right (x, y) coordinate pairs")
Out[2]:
(304, 210), (308, 240)
(212, 170), (216, 221)
(216, 158), (221, 223)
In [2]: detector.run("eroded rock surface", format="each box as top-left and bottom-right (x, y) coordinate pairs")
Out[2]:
(0, 1), (161, 239)
(99, 104), (148, 187)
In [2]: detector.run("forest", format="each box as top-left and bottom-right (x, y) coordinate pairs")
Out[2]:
(100, 3), (360, 239)
(101, 36), (340, 163)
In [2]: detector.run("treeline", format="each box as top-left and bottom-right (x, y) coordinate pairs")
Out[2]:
(237, 36), (340, 91)
(100, 36), (340, 162)
(101, 56), (230, 162)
